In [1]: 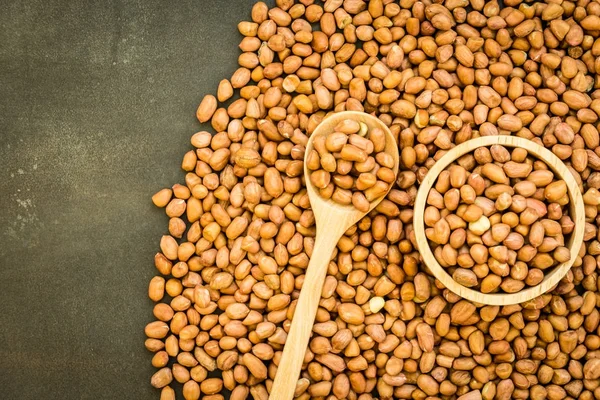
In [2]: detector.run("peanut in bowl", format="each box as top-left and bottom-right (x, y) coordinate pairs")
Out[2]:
(413, 135), (585, 306)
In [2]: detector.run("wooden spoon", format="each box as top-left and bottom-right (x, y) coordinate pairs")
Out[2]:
(269, 111), (399, 400)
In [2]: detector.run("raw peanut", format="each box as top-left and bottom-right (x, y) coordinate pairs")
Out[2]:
(194, 348), (216, 371)
(146, 321), (169, 339)
(196, 95), (217, 123)
(480, 275), (501, 293)
(152, 351), (169, 368)
(152, 188), (173, 208)
(171, 184), (189, 200)
(242, 353), (267, 380)
(233, 147), (261, 168)
(193, 286), (211, 308)
(160, 387), (175, 400)
(151, 368), (173, 388)
(416, 323), (435, 352)
(458, 390), (483, 400)
(544, 180), (567, 202)
(337, 303), (365, 325)
(153, 304), (174, 322)
(183, 381), (200, 400)
(503, 162), (532, 179)
(453, 268), (478, 287)
(468, 215), (490, 236)
(451, 301), (476, 324)
(316, 353), (346, 373)
(200, 378), (223, 395)
(584, 359), (600, 380)
(368, 296), (385, 313)
(149, 276), (165, 302)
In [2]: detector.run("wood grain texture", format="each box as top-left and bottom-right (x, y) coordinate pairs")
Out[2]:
(269, 111), (399, 400)
(413, 135), (585, 306)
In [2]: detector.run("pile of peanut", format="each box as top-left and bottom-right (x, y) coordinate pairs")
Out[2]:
(307, 119), (392, 210)
(147, 0), (600, 399)
(425, 144), (573, 294)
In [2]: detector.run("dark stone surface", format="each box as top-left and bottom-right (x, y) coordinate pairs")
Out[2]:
(0, 1), (255, 398)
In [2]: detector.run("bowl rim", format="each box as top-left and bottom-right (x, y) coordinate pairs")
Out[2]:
(413, 135), (585, 306)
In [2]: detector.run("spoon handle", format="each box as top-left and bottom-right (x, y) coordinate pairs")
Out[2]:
(269, 227), (344, 400)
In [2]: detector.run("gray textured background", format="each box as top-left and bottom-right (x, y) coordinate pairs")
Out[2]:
(0, 1), (256, 398)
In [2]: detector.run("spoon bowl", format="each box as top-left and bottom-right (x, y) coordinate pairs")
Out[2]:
(269, 111), (399, 400)
(303, 111), (400, 226)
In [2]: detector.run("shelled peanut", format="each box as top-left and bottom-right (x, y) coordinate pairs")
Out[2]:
(425, 145), (573, 294)
(147, 0), (600, 399)
(306, 119), (392, 210)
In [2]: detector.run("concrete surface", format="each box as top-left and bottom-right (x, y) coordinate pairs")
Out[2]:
(0, 1), (257, 398)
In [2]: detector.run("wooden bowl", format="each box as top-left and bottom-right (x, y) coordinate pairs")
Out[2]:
(413, 136), (585, 306)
